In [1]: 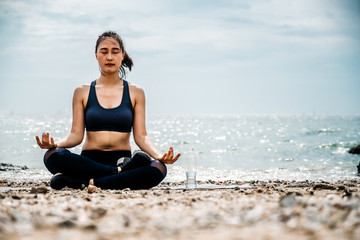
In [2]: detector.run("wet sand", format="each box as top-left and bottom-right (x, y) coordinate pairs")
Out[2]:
(0, 179), (359, 240)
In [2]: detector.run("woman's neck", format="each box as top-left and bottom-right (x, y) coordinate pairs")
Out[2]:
(97, 73), (122, 86)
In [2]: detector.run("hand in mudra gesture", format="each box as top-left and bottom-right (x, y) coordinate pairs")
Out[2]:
(35, 132), (57, 149)
(158, 147), (181, 164)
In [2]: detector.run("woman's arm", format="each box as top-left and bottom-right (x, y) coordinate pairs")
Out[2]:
(132, 85), (180, 164)
(35, 86), (87, 149)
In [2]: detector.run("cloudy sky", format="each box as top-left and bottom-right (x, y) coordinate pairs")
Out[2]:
(0, 0), (359, 115)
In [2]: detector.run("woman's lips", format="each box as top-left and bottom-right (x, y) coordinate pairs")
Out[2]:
(105, 64), (115, 66)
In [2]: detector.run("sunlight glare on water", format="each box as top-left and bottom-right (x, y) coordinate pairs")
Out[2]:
(1, 113), (359, 182)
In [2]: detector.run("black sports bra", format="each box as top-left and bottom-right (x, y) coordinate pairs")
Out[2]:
(84, 80), (134, 132)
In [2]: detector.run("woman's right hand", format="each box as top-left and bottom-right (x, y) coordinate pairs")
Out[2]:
(35, 132), (57, 149)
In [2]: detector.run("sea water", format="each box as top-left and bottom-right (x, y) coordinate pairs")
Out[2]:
(0, 113), (359, 183)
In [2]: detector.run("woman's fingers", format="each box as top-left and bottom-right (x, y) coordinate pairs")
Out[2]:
(44, 132), (49, 143)
(168, 147), (174, 159)
(41, 133), (46, 143)
(36, 132), (56, 149)
(157, 147), (181, 164)
(173, 153), (181, 161)
(159, 147), (181, 164)
(35, 136), (42, 146)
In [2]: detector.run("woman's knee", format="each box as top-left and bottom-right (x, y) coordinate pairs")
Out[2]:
(150, 160), (167, 176)
(43, 147), (68, 164)
(43, 148), (69, 174)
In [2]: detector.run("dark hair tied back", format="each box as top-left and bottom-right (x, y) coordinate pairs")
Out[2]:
(95, 31), (134, 78)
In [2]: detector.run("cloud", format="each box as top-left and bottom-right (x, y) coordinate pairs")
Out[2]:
(0, 0), (359, 114)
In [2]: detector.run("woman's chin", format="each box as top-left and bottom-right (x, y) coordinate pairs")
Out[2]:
(101, 68), (118, 75)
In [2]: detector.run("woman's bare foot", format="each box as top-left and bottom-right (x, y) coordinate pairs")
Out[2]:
(88, 185), (98, 193)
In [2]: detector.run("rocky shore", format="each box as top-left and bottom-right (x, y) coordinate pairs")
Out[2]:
(349, 144), (360, 155)
(0, 179), (359, 240)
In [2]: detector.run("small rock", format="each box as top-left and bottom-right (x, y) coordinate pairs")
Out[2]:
(123, 215), (131, 227)
(11, 195), (21, 200)
(90, 207), (107, 219)
(30, 187), (48, 194)
(83, 224), (97, 231)
(58, 220), (76, 228)
(153, 191), (162, 196)
(343, 190), (352, 198)
(279, 195), (296, 207)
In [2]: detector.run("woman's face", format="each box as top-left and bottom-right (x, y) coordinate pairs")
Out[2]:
(95, 37), (125, 74)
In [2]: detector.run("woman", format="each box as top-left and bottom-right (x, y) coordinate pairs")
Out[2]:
(35, 31), (180, 191)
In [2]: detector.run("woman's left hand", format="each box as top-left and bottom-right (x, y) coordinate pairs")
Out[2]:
(158, 147), (181, 164)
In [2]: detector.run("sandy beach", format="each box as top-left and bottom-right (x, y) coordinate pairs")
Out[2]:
(0, 179), (359, 240)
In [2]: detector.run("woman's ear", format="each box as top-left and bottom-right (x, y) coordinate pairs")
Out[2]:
(95, 52), (98, 59)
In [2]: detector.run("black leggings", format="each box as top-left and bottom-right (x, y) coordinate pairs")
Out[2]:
(44, 148), (167, 190)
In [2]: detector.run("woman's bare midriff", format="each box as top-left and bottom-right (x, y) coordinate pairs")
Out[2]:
(82, 131), (132, 151)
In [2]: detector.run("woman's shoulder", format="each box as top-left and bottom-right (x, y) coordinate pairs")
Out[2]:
(127, 81), (145, 95)
(75, 82), (91, 92)
(72, 83), (91, 99)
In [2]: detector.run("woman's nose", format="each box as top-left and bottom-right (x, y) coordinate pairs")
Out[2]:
(106, 53), (113, 60)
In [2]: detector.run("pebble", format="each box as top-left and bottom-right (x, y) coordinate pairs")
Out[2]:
(89, 207), (107, 219)
(30, 187), (48, 194)
(58, 220), (76, 228)
(279, 195), (296, 207)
